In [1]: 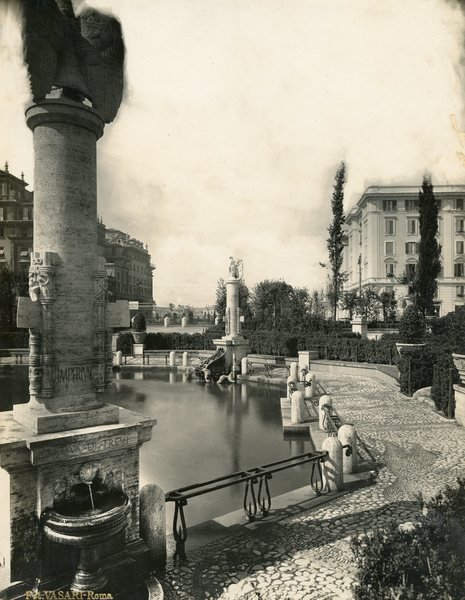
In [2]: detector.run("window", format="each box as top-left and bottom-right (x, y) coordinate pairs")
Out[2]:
(406, 263), (417, 278)
(0, 247), (4, 257)
(385, 241), (394, 255)
(386, 263), (395, 277)
(407, 219), (418, 235)
(383, 200), (397, 212)
(455, 263), (465, 277)
(405, 242), (419, 255)
(437, 199), (442, 210)
(405, 199), (419, 211)
(457, 241), (465, 255)
(385, 219), (395, 234)
(457, 219), (465, 233)
(457, 198), (464, 210)
(457, 285), (465, 297)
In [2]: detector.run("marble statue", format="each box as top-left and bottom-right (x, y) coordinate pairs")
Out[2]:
(228, 257), (243, 279)
(20, 0), (125, 123)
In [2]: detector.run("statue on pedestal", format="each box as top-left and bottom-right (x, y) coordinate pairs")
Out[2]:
(20, 0), (125, 123)
(229, 257), (243, 279)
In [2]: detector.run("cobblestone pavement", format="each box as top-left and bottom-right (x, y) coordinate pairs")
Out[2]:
(158, 373), (465, 600)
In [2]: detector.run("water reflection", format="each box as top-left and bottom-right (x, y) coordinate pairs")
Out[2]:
(2, 368), (315, 528)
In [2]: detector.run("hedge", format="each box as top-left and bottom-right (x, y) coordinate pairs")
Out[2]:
(351, 478), (465, 600)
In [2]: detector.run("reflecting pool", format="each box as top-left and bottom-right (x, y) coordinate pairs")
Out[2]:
(2, 368), (315, 528)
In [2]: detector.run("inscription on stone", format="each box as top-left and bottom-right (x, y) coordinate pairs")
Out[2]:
(66, 434), (131, 456)
(45, 364), (96, 389)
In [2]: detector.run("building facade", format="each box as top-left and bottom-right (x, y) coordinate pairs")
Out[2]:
(0, 166), (155, 319)
(0, 164), (34, 292)
(343, 185), (465, 317)
(102, 227), (155, 321)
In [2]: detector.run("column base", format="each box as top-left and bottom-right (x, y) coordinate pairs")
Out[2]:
(213, 337), (249, 372)
(13, 401), (120, 434)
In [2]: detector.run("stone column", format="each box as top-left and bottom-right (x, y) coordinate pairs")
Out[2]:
(14, 99), (119, 433)
(214, 276), (249, 371)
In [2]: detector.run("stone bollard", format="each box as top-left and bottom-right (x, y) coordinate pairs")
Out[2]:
(140, 484), (166, 570)
(287, 375), (297, 399)
(241, 357), (249, 374)
(338, 424), (358, 474)
(290, 362), (299, 382)
(319, 395), (332, 430)
(182, 351), (189, 367)
(304, 372), (316, 398)
(164, 316), (170, 327)
(291, 390), (306, 424)
(322, 436), (343, 492)
(169, 351), (176, 367)
(181, 316), (187, 328)
(115, 351), (123, 366)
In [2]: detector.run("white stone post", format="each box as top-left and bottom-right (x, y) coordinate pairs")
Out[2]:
(287, 375), (297, 399)
(169, 351), (176, 367)
(304, 372), (316, 398)
(116, 351), (123, 366)
(140, 484), (166, 569)
(290, 362), (299, 381)
(164, 316), (170, 327)
(338, 424), (358, 474)
(319, 395), (332, 430)
(241, 357), (249, 374)
(290, 391), (306, 424)
(181, 316), (187, 328)
(298, 350), (311, 372)
(322, 436), (344, 491)
(182, 351), (189, 367)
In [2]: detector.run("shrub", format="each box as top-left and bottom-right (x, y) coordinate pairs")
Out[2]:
(398, 306), (425, 343)
(398, 346), (434, 396)
(351, 478), (465, 600)
(116, 332), (133, 355)
(132, 312), (146, 332)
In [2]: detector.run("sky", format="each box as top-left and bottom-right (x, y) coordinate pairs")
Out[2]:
(1, 0), (465, 307)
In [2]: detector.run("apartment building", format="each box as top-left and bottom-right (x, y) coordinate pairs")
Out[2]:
(343, 185), (465, 317)
(0, 165), (155, 319)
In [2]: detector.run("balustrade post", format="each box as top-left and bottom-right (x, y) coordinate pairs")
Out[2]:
(319, 395), (332, 430)
(321, 436), (343, 492)
(169, 350), (176, 367)
(337, 424), (357, 474)
(291, 390), (306, 424)
(304, 372), (316, 398)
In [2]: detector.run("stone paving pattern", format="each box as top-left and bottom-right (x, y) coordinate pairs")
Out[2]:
(157, 372), (465, 599)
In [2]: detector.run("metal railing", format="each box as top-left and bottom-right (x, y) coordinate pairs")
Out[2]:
(165, 450), (328, 560)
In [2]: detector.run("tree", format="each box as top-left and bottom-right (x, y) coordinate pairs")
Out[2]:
(0, 266), (18, 330)
(250, 280), (310, 331)
(214, 277), (253, 328)
(341, 290), (358, 320)
(358, 285), (381, 322)
(379, 288), (397, 323)
(327, 162), (348, 320)
(415, 175), (441, 316)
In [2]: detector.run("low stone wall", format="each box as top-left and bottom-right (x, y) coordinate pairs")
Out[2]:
(309, 359), (400, 391)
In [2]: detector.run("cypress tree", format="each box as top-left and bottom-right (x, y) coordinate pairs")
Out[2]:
(415, 175), (441, 316)
(327, 162), (348, 321)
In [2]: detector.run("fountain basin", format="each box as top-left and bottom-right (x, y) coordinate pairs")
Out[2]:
(42, 494), (131, 592)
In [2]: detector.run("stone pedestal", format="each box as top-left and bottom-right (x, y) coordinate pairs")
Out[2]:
(0, 409), (156, 587)
(214, 277), (249, 372)
(133, 344), (144, 357)
(351, 316), (367, 338)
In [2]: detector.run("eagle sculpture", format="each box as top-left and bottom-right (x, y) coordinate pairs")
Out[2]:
(20, 0), (125, 123)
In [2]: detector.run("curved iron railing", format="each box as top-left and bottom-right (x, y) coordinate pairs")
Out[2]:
(165, 450), (328, 560)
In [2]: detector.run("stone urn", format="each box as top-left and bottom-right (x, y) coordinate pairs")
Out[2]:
(132, 331), (147, 344)
(396, 342), (425, 356)
(42, 493), (131, 592)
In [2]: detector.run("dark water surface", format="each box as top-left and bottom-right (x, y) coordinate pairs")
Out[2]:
(2, 368), (314, 527)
